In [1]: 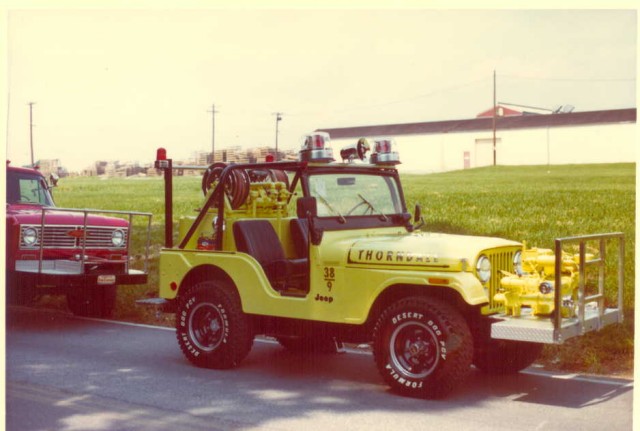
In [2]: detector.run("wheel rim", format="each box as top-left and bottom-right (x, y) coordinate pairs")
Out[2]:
(389, 321), (440, 379)
(188, 302), (225, 351)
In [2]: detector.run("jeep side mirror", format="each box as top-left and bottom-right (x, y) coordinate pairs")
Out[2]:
(297, 196), (317, 219)
(297, 196), (323, 245)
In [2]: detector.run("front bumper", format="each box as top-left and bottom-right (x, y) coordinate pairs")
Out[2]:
(13, 259), (147, 289)
(491, 306), (622, 344)
(490, 232), (625, 344)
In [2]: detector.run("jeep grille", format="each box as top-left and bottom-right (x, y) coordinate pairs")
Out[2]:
(484, 249), (515, 312)
(20, 225), (128, 249)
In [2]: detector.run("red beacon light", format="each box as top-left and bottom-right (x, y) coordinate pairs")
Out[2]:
(155, 147), (170, 169)
(369, 138), (401, 165)
(157, 147), (167, 160)
(299, 132), (335, 162)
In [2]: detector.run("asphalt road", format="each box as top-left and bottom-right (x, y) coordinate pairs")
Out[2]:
(6, 306), (634, 431)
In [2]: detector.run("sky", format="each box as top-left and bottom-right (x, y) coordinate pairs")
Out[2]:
(4, 5), (637, 172)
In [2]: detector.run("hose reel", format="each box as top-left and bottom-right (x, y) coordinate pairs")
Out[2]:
(201, 163), (250, 209)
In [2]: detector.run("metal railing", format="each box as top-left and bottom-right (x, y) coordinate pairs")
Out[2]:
(553, 232), (624, 342)
(34, 207), (153, 275)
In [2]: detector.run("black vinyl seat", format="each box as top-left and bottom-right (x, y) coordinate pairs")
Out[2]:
(233, 220), (308, 289)
(289, 196), (318, 259)
(290, 218), (309, 259)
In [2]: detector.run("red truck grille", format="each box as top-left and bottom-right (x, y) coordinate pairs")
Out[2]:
(20, 225), (128, 249)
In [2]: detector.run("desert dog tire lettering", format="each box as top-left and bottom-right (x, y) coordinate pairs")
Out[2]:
(176, 281), (253, 369)
(373, 296), (473, 398)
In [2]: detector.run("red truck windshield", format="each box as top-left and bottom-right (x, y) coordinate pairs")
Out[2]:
(6, 171), (55, 206)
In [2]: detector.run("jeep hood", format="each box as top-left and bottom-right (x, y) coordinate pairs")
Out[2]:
(346, 231), (521, 271)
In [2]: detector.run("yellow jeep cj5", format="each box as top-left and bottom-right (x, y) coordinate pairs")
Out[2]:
(144, 133), (624, 398)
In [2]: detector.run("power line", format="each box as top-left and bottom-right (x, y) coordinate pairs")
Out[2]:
(194, 76), (488, 120)
(333, 77), (489, 114)
(499, 74), (635, 82)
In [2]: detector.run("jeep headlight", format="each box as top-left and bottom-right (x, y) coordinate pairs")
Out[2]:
(22, 227), (38, 246)
(476, 255), (491, 283)
(513, 250), (524, 276)
(111, 229), (126, 247)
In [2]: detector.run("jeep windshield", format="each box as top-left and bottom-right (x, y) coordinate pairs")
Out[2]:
(6, 171), (55, 206)
(308, 172), (403, 220)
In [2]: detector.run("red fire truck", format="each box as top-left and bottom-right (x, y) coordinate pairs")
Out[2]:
(5, 163), (151, 317)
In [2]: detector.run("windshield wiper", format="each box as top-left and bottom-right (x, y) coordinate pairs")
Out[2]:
(357, 193), (388, 221)
(317, 194), (346, 224)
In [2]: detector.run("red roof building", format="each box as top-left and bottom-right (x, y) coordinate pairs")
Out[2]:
(317, 108), (636, 173)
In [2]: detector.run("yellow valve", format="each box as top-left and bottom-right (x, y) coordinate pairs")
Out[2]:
(496, 245), (585, 317)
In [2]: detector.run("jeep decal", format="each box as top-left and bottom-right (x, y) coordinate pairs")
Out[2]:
(347, 247), (448, 268)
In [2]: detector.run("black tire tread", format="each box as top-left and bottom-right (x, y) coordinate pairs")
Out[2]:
(372, 296), (473, 399)
(176, 281), (253, 369)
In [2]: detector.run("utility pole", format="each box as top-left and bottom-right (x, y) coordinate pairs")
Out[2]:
(492, 70), (497, 166)
(29, 102), (35, 166)
(273, 112), (283, 161)
(208, 104), (218, 162)
(6, 93), (10, 152)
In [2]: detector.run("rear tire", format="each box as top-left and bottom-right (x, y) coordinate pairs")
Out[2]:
(373, 297), (473, 399)
(176, 282), (253, 369)
(67, 285), (117, 318)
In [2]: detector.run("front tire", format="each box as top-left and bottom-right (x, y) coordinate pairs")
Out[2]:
(176, 282), (253, 369)
(373, 297), (473, 399)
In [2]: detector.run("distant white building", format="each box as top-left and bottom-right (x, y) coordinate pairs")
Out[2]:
(318, 107), (636, 173)
(33, 159), (61, 178)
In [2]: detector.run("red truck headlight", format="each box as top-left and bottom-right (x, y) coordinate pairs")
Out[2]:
(21, 227), (39, 247)
(111, 229), (126, 247)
